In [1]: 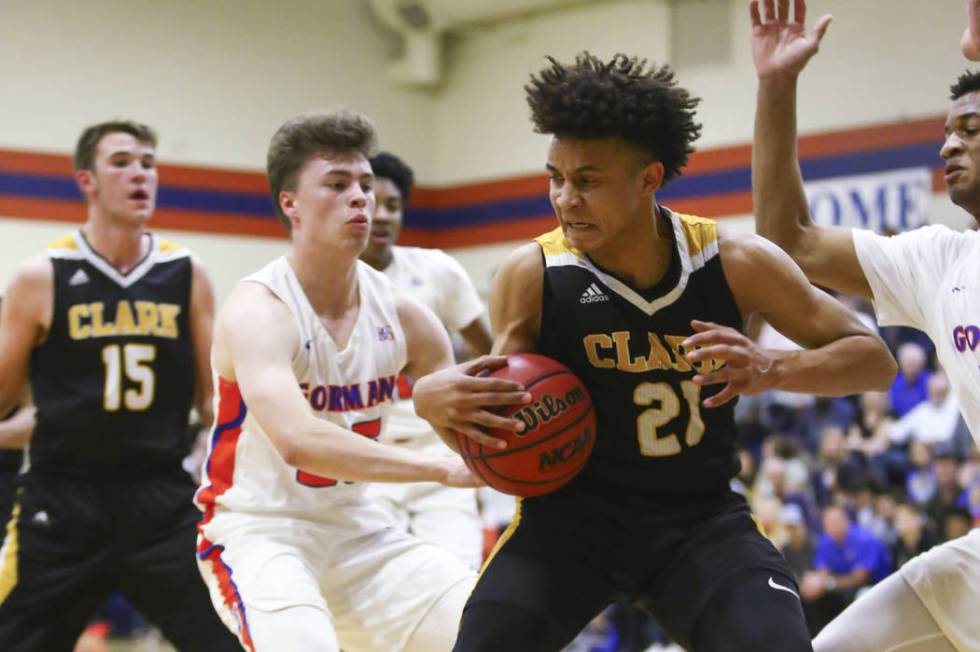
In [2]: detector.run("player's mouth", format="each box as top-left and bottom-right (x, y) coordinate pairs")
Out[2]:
(370, 228), (391, 243)
(348, 214), (370, 230)
(129, 189), (150, 202)
(945, 164), (967, 182)
(563, 221), (596, 232)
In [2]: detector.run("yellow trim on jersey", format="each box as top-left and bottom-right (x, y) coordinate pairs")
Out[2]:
(477, 497), (523, 579)
(535, 228), (583, 260)
(45, 233), (79, 251)
(675, 213), (719, 260)
(157, 238), (183, 254)
(0, 503), (20, 605)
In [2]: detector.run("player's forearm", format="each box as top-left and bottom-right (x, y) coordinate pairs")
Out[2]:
(274, 420), (449, 484)
(753, 76), (814, 256)
(766, 334), (895, 395)
(0, 404), (35, 449)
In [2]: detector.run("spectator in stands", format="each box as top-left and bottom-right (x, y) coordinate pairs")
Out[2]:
(890, 500), (938, 570)
(801, 504), (891, 634)
(924, 443), (965, 533)
(889, 372), (961, 448)
(888, 342), (930, 418)
(780, 503), (816, 583)
(942, 507), (974, 542)
(906, 441), (938, 505)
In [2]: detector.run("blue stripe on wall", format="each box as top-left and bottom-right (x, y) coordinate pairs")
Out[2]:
(0, 140), (945, 230)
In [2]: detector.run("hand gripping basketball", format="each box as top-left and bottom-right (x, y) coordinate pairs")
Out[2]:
(455, 353), (596, 497)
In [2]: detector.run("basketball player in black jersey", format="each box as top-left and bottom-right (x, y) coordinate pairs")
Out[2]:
(0, 122), (239, 650)
(0, 298), (33, 534)
(450, 53), (898, 652)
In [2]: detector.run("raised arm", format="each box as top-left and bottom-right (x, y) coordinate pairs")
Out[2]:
(215, 282), (477, 486)
(0, 255), (52, 418)
(685, 234), (896, 407)
(963, 0), (980, 60)
(750, 0), (871, 298)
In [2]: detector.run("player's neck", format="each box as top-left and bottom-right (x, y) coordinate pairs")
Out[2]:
(361, 247), (393, 272)
(588, 205), (673, 290)
(81, 215), (150, 273)
(287, 250), (359, 319)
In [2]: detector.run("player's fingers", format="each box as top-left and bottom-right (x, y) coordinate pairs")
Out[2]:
(703, 384), (740, 408)
(465, 355), (510, 374)
(459, 376), (526, 393)
(692, 368), (734, 387)
(749, 0), (763, 27)
(689, 345), (751, 368)
(777, 0), (789, 23)
(466, 409), (525, 432)
(684, 328), (742, 348)
(763, 0), (776, 22)
(813, 14), (832, 41)
(462, 390), (533, 407)
(457, 425), (507, 449)
(795, 0), (805, 25)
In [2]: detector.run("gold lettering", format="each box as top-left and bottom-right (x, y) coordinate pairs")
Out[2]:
(156, 304), (181, 339)
(645, 333), (673, 371)
(135, 301), (159, 336)
(612, 331), (648, 373)
(90, 302), (115, 337)
(114, 301), (138, 335)
(68, 304), (91, 340)
(663, 335), (692, 372)
(583, 334), (615, 369)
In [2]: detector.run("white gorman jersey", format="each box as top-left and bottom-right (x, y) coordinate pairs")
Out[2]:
(853, 225), (980, 442)
(194, 257), (407, 519)
(380, 246), (484, 443)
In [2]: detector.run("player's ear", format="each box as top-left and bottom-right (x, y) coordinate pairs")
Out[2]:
(74, 168), (96, 197)
(279, 190), (301, 231)
(639, 160), (664, 196)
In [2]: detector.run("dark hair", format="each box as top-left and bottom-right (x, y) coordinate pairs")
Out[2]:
(951, 71), (980, 100)
(266, 109), (378, 231)
(369, 152), (415, 203)
(525, 52), (701, 184)
(73, 120), (157, 172)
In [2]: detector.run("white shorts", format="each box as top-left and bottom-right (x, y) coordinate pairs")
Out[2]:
(366, 433), (483, 570)
(197, 501), (476, 652)
(900, 527), (980, 651)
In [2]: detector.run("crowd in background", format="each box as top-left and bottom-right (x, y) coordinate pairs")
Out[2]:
(567, 297), (979, 651)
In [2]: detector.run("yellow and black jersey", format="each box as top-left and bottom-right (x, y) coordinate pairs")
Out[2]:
(535, 207), (742, 505)
(29, 230), (195, 476)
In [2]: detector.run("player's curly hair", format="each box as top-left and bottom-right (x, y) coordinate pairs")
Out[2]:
(950, 71), (980, 100)
(525, 52), (702, 184)
(370, 152), (415, 203)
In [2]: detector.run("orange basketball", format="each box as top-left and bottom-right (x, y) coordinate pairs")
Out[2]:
(455, 353), (596, 497)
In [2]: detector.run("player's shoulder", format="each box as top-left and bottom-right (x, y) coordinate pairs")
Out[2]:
(671, 210), (720, 256)
(392, 245), (460, 271)
(10, 251), (54, 289)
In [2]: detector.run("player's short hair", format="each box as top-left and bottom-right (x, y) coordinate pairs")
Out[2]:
(951, 71), (980, 100)
(267, 109), (378, 232)
(369, 152), (415, 203)
(525, 52), (702, 184)
(73, 120), (157, 172)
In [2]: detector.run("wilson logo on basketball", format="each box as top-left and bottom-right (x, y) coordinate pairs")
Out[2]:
(514, 387), (586, 435)
(538, 426), (593, 471)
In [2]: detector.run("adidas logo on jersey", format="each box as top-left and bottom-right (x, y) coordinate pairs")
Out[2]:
(580, 283), (609, 304)
(68, 269), (90, 286)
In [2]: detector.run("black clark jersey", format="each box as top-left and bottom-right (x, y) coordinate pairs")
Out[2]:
(29, 231), (195, 475)
(536, 208), (743, 504)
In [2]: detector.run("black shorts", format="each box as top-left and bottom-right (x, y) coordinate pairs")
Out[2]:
(455, 485), (810, 652)
(0, 468), (239, 652)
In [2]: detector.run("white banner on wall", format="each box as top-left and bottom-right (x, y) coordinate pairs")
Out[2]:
(804, 167), (932, 233)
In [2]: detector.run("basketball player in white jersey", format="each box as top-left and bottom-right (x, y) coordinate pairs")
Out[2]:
(751, 0), (980, 649)
(195, 109), (529, 652)
(361, 151), (493, 570)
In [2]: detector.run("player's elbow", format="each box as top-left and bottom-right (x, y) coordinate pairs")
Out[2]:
(268, 427), (307, 468)
(866, 336), (899, 392)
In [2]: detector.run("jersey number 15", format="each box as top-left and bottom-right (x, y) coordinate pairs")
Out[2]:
(101, 343), (156, 411)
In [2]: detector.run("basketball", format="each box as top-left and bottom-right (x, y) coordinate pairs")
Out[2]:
(455, 353), (596, 497)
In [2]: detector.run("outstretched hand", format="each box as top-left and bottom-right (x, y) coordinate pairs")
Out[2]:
(684, 320), (778, 408)
(964, 0), (980, 61)
(412, 355), (531, 450)
(750, 0), (832, 79)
